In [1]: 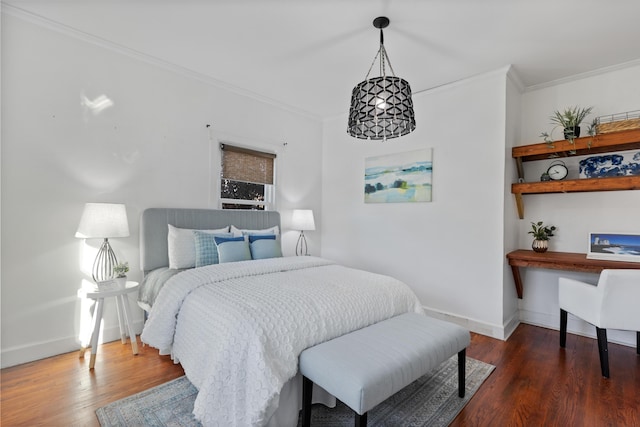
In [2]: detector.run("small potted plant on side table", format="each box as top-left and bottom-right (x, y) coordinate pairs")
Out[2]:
(113, 262), (129, 288)
(528, 221), (556, 253)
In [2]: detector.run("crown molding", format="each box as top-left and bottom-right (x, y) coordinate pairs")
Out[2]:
(524, 58), (640, 92)
(506, 65), (525, 93)
(1, 3), (321, 121)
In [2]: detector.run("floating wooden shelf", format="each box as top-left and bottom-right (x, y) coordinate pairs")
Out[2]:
(512, 128), (640, 218)
(512, 128), (640, 162)
(512, 175), (640, 194)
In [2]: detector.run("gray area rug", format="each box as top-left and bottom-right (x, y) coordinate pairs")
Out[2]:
(96, 356), (494, 426)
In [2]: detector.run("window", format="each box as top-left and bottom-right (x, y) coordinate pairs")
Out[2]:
(220, 143), (276, 210)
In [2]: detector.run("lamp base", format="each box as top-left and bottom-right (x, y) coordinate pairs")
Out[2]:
(92, 238), (118, 282)
(296, 232), (309, 256)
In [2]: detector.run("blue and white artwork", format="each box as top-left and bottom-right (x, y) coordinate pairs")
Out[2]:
(364, 149), (432, 203)
(588, 233), (640, 263)
(579, 150), (640, 178)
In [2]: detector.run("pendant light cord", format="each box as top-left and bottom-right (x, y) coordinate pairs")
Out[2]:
(363, 27), (397, 80)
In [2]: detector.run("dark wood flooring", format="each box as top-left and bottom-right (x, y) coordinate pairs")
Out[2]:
(1, 324), (638, 426)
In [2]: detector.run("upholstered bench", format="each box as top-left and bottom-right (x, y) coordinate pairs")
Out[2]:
(299, 312), (471, 427)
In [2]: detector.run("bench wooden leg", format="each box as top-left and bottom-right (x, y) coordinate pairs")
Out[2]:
(458, 348), (466, 398)
(302, 376), (313, 427)
(355, 412), (367, 427)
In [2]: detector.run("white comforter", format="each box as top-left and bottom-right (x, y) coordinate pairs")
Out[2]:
(141, 256), (423, 427)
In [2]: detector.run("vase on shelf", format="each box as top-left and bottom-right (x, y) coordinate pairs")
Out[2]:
(532, 239), (548, 253)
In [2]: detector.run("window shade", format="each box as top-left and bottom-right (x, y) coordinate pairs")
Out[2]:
(221, 144), (275, 185)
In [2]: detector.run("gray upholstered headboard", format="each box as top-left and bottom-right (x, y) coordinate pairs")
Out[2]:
(140, 208), (281, 273)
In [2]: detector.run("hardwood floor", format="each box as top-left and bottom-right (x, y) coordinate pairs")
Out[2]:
(1, 324), (638, 426)
(450, 325), (640, 427)
(1, 340), (184, 426)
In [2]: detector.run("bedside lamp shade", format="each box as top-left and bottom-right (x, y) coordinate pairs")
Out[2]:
(76, 203), (130, 282)
(292, 209), (315, 256)
(75, 203), (130, 238)
(291, 209), (315, 231)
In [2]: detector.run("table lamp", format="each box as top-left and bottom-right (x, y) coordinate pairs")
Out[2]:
(292, 209), (315, 256)
(75, 203), (130, 282)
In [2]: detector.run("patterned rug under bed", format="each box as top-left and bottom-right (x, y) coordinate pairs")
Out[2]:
(97, 355), (494, 426)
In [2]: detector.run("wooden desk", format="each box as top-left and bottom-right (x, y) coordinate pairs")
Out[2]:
(506, 250), (640, 299)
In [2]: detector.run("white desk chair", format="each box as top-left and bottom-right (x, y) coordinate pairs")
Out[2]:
(559, 269), (640, 378)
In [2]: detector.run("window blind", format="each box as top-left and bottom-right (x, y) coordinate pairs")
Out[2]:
(220, 144), (275, 185)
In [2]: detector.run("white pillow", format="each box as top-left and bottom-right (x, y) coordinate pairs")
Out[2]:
(230, 225), (280, 239)
(168, 224), (229, 269)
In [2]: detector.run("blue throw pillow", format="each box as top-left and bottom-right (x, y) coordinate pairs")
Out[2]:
(215, 236), (252, 263)
(213, 235), (245, 244)
(193, 231), (233, 267)
(248, 234), (277, 243)
(249, 235), (282, 260)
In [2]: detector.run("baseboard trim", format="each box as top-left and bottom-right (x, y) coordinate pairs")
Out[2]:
(1, 320), (144, 369)
(422, 306), (515, 341)
(502, 311), (521, 340)
(519, 309), (636, 348)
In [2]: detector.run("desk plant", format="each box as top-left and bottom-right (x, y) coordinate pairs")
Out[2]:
(528, 221), (556, 253)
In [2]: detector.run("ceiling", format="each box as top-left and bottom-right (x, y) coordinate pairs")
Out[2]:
(4, 0), (640, 119)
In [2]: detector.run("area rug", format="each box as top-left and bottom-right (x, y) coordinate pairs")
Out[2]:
(96, 356), (494, 427)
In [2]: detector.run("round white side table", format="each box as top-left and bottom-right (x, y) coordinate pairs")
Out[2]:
(77, 281), (140, 369)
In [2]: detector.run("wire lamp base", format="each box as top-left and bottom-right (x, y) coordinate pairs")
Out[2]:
(295, 231), (309, 256)
(92, 238), (118, 282)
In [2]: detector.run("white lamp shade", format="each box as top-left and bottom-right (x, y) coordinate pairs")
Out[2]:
(291, 209), (315, 231)
(75, 203), (130, 238)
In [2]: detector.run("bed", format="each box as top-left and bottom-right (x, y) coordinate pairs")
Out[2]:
(138, 208), (424, 427)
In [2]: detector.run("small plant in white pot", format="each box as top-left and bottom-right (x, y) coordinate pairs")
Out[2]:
(528, 221), (556, 253)
(113, 262), (129, 287)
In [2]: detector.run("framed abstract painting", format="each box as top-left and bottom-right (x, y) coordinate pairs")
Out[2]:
(364, 149), (432, 203)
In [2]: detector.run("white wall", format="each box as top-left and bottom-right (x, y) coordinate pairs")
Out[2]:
(1, 13), (323, 367)
(321, 68), (512, 338)
(516, 62), (640, 346)
(502, 71), (522, 331)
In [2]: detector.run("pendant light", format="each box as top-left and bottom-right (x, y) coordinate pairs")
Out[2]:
(347, 17), (416, 141)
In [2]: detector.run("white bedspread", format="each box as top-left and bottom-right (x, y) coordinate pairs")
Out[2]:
(141, 256), (423, 427)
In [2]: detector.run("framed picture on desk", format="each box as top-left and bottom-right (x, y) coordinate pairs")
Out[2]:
(588, 232), (640, 263)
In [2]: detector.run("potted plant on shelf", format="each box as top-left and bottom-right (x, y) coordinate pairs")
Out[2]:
(113, 262), (129, 288)
(528, 221), (556, 253)
(540, 106), (595, 148)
